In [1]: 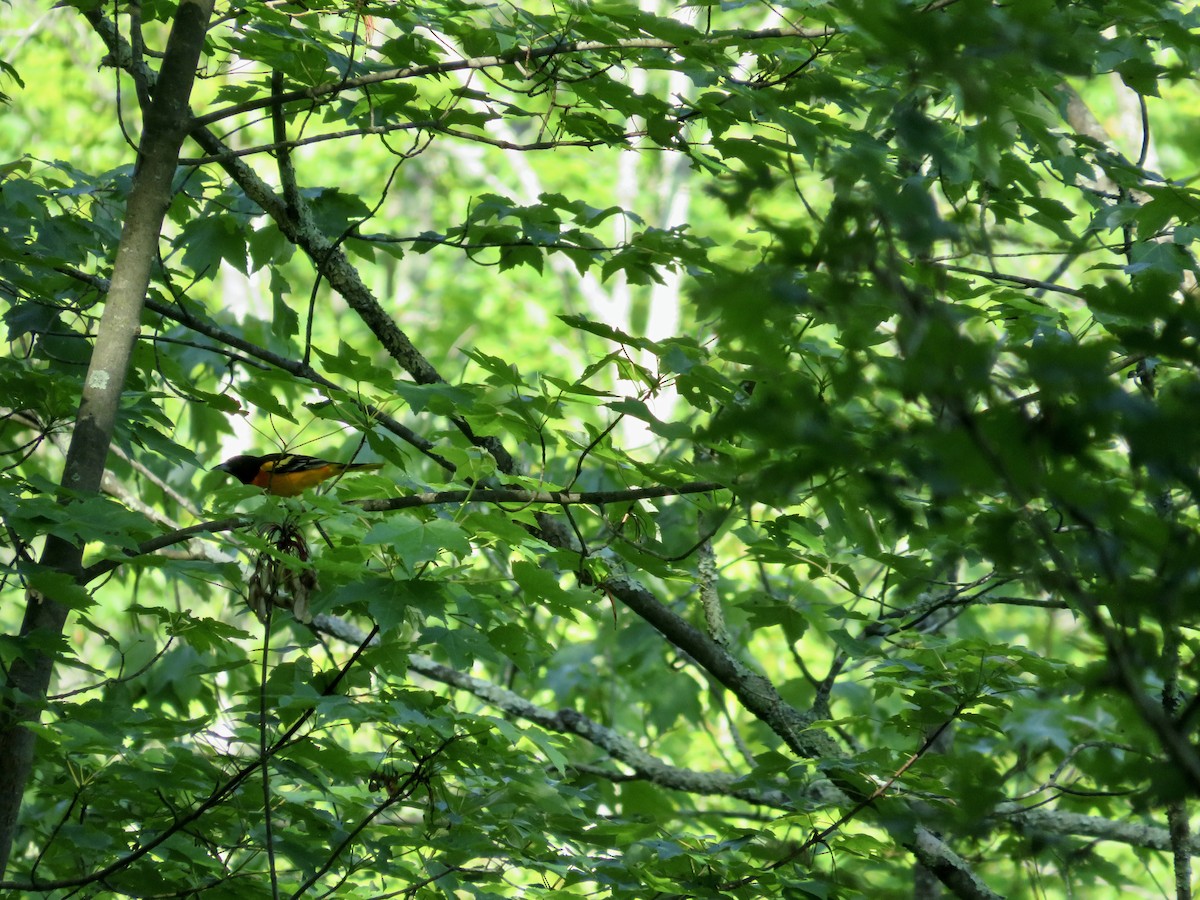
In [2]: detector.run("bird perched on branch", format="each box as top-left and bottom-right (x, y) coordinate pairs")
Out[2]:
(214, 453), (382, 496)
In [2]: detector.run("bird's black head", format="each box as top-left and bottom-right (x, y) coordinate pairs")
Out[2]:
(214, 454), (264, 485)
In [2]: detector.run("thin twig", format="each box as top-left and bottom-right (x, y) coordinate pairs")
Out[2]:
(260, 606), (279, 900)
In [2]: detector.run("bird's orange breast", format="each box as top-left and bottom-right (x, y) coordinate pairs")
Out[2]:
(252, 465), (339, 496)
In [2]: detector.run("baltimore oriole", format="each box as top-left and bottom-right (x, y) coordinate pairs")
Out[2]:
(214, 453), (383, 496)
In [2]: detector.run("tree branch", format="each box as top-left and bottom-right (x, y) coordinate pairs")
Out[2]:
(192, 24), (836, 129)
(536, 513), (1005, 899)
(55, 264), (454, 474)
(85, 15), (503, 468)
(406, 654), (796, 809)
(1003, 806), (1200, 856)
(178, 120), (622, 165)
(77, 483), (724, 584)
(357, 482), (724, 512)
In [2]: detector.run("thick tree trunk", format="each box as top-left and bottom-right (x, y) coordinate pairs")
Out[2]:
(0, 0), (215, 876)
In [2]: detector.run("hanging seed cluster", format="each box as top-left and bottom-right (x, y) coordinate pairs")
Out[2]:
(247, 519), (318, 623)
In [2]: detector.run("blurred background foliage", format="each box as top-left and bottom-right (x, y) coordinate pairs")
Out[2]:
(3, 0), (1200, 896)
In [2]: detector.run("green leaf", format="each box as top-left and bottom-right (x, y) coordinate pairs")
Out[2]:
(179, 214), (249, 275)
(24, 567), (92, 611)
(271, 273), (299, 339)
(362, 517), (470, 566)
(313, 341), (392, 385)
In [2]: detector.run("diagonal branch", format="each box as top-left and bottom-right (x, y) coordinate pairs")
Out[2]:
(405, 653), (796, 810)
(536, 511), (1002, 900)
(55, 264), (453, 474)
(85, 11), (515, 474)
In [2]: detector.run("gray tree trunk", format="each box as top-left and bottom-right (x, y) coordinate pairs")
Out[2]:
(0, 0), (215, 876)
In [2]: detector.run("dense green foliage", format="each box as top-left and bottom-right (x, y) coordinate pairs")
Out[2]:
(3, 0), (1200, 896)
